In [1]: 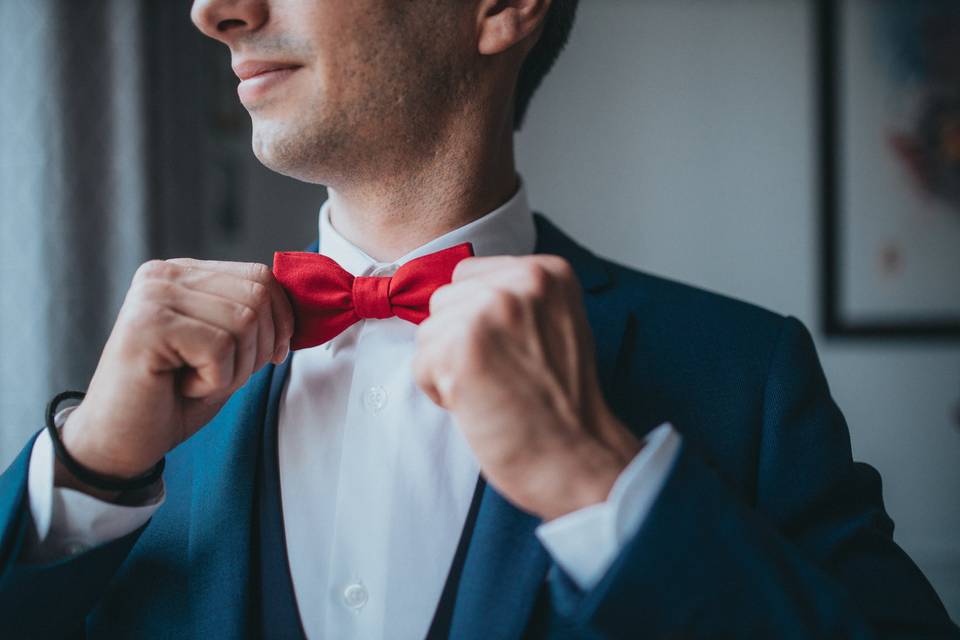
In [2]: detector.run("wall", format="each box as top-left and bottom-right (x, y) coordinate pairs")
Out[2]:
(218, 0), (959, 618)
(516, 0), (960, 618)
(5, 0), (954, 622)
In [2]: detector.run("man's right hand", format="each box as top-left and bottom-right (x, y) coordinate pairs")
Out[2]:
(58, 259), (294, 490)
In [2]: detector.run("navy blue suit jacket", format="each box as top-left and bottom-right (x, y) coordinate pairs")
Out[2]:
(1, 215), (957, 638)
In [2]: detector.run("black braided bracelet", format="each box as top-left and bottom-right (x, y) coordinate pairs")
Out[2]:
(46, 390), (165, 492)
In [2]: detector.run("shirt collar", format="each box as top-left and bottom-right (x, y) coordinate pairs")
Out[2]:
(317, 180), (536, 276)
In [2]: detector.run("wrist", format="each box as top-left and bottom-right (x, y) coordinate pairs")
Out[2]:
(540, 411), (642, 522)
(52, 453), (123, 503)
(59, 403), (159, 483)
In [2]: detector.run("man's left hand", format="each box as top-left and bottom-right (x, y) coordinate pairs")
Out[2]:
(414, 254), (642, 521)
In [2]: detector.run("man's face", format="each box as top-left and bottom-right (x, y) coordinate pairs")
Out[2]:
(191, 0), (473, 184)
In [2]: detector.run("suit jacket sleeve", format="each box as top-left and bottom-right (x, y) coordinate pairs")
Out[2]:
(548, 316), (959, 639)
(0, 432), (147, 639)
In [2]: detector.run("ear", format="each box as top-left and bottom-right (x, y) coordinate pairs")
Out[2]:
(476, 0), (552, 57)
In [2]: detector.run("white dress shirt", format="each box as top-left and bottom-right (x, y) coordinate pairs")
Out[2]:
(25, 183), (682, 639)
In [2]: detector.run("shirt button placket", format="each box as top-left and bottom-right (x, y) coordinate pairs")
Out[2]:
(337, 261), (392, 632)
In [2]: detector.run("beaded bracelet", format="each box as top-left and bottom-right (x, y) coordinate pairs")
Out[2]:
(46, 390), (165, 492)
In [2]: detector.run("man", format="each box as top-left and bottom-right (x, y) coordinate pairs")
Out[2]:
(0, 0), (956, 638)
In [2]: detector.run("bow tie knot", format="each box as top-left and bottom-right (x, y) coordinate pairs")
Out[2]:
(352, 275), (394, 320)
(273, 242), (474, 350)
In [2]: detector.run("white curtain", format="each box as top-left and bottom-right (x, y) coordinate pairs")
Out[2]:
(0, 0), (233, 467)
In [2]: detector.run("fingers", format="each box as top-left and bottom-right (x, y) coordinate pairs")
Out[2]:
(166, 258), (295, 363)
(447, 255), (577, 310)
(428, 279), (536, 329)
(143, 281), (263, 388)
(451, 254), (573, 284)
(451, 256), (519, 282)
(154, 308), (237, 399)
(412, 316), (450, 408)
(167, 270), (274, 370)
(419, 254), (584, 412)
(428, 280), (491, 316)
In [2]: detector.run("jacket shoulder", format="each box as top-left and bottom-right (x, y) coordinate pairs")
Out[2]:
(592, 256), (806, 491)
(535, 212), (787, 335)
(598, 256), (790, 343)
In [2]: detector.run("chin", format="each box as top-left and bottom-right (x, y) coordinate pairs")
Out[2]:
(250, 120), (329, 185)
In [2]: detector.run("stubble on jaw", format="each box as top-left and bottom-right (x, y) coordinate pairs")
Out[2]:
(251, 1), (475, 194)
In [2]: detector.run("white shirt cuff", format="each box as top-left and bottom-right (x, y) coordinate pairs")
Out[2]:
(24, 406), (166, 563)
(535, 423), (681, 591)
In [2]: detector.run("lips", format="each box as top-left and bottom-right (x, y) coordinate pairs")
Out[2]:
(233, 60), (302, 105)
(233, 60), (301, 81)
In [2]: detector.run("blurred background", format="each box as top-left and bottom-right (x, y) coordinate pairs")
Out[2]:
(1, 0), (957, 620)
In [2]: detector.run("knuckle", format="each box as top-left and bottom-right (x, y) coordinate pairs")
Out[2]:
(209, 368), (232, 391)
(205, 359), (229, 388)
(137, 279), (177, 302)
(492, 290), (523, 321)
(525, 263), (551, 297)
(551, 257), (575, 279)
(151, 304), (178, 326)
(135, 259), (175, 282)
(164, 258), (195, 272)
(246, 262), (271, 283)
(234, 304), (258, 332)
(247, 281), (270, 310)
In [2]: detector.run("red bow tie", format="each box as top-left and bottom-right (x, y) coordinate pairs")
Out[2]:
(273, 242), (474, 350)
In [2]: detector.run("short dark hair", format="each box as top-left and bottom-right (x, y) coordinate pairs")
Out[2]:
(514, 0), (579, 130)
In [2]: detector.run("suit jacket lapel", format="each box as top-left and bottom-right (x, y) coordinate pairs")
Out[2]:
(181, 227), (628, 638)
(187, 360), (288, 638)
(449, 214), (631, 639)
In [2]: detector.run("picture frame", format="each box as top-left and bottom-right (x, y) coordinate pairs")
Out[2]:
(818, 0), (960, 338)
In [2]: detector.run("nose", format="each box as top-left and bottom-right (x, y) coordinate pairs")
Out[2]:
(191, 0), (268, 44)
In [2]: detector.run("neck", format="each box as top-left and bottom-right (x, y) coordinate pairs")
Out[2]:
(325, 109), (519, 262)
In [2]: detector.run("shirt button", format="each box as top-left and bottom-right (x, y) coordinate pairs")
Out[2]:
(342, 582), (369, 610)
(362, 385), (388, 414)
(65, 541), (88, 556)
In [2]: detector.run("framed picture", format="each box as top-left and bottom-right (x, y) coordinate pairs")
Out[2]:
(818, 0), (960, 338)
